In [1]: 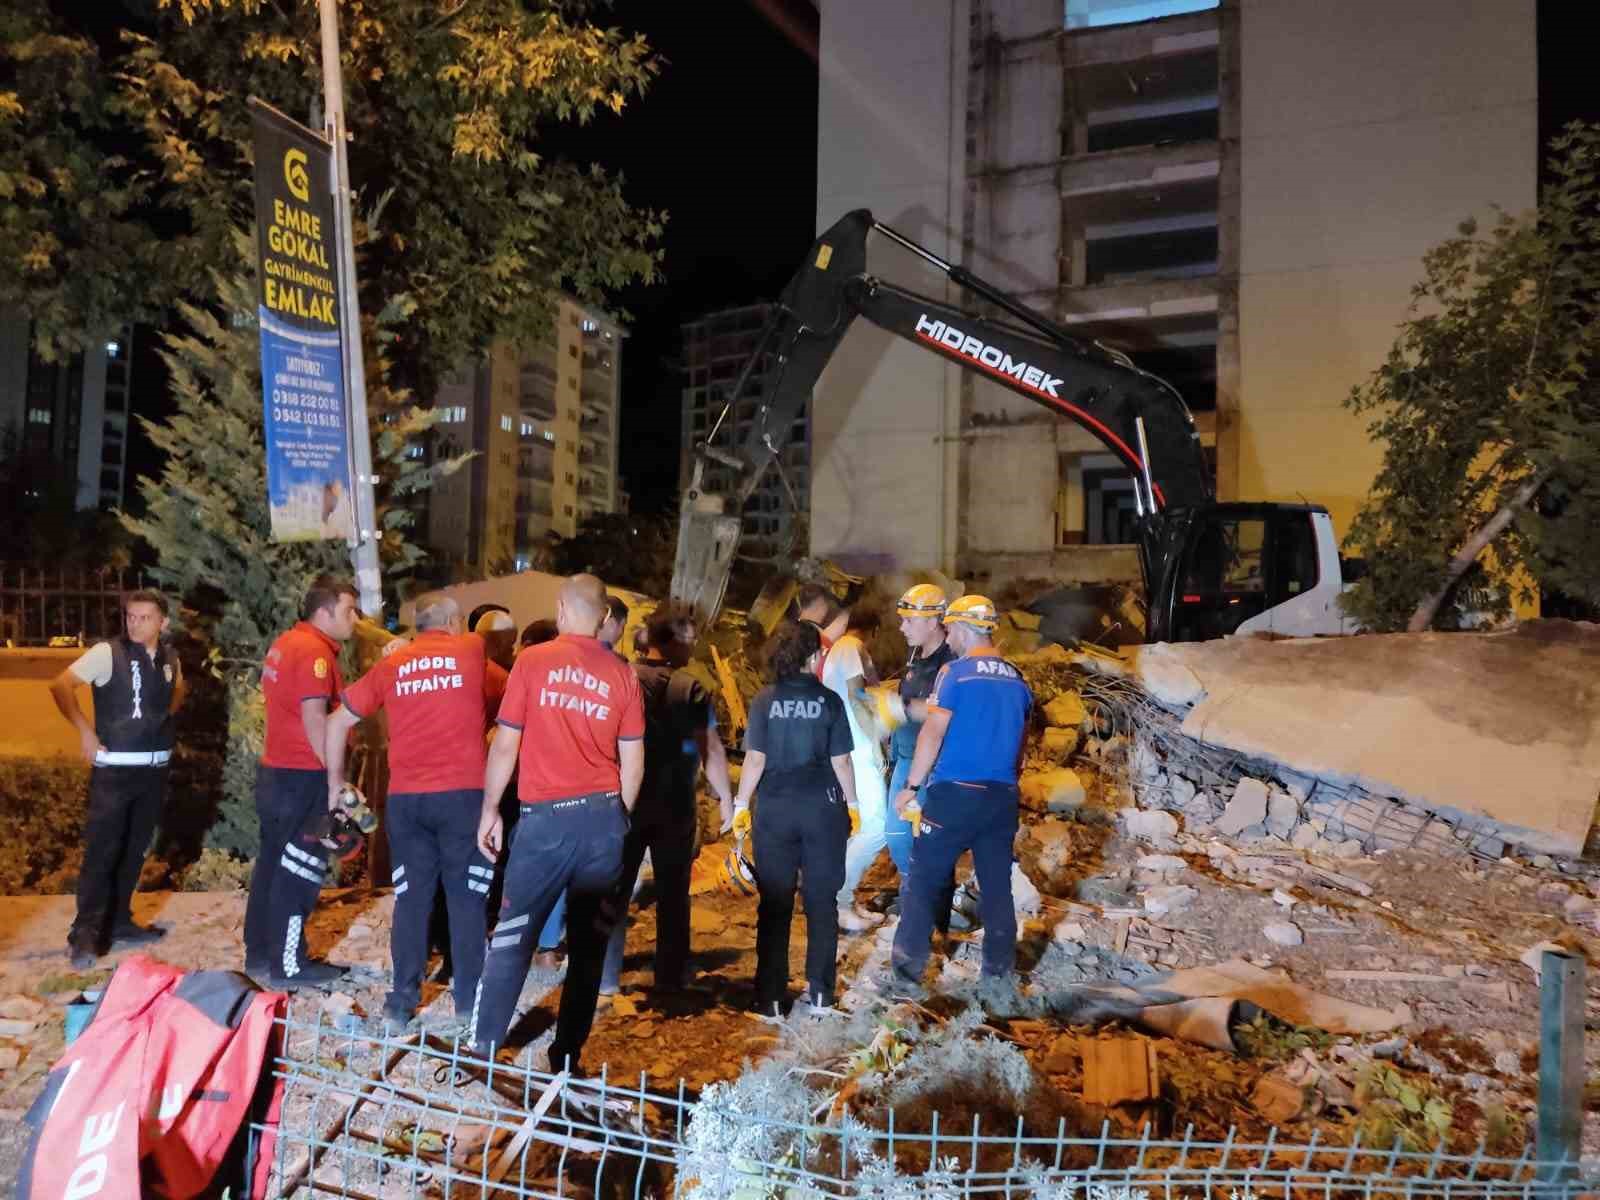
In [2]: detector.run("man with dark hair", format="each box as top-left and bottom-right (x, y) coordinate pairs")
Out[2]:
(243, 573), (358, 989)
(472, 574), (645, 1072)
(597, 608), (734, 995)
(50, 589), (187, 968)
(325, 593), (498, 1028)
(519, 619), (558, 651)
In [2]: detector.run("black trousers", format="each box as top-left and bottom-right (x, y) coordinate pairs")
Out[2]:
(470, 792), (626, 1070)
(602, 779), (698, 991)
(72, 764), (168, 947)
(387, 790), (492, 1013)
(243, 765), (329, 979)
(892, 781), (1019, 985)
(751, 784), (849, 1008)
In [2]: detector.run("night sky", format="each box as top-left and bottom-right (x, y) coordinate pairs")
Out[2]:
(121, 1), (1593, 520)
(561, 0), (820, 515)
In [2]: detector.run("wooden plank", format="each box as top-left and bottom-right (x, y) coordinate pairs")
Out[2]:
(1082, 1037), (1159, 1106)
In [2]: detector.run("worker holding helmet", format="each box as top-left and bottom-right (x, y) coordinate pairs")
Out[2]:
(881, 584), (956, 878)
(885, 594), (1032, 1003)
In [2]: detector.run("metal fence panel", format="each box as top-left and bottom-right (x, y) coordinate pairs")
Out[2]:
(259, 1008), (1592, 1200)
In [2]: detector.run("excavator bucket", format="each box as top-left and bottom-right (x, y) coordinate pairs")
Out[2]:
(671, 508), (743, 631)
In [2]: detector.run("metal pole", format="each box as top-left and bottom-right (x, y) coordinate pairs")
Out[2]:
(1536, 949), (1584, 1182)
(317, 0), (382, 619)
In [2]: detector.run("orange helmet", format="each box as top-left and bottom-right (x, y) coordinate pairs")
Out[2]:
(896, 583), (948, 619)
(943, 594), (999, 633)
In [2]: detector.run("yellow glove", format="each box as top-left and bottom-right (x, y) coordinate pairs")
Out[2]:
(731, 807), (752, 839)
(848, 806), (861, 837)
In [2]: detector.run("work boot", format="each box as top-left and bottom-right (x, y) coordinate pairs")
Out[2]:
(805, 991), (843, 1018)
(110, 922), (166, 949)
(873, 970), (926, 1002)
(67, 934), (98, 972)
(380, 998), (415, 1030)
(975, 973), (1023, 1016)
(836, 905), (880, 933)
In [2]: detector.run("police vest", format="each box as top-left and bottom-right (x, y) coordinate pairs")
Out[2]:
(94, 638), (176, 753)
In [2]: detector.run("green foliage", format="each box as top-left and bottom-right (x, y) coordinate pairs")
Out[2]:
(1343, 123), (1600, 629)
(1354, 1062), (1453, 1150)
(119, 258), (438, 846)
(1233, 1012), (1333, 1061)
(176, 846), (253, 891)
(0, 758), (89, 893)
(1, 0), (662, 390)
(551, 512), (677, 598)
(0, 2), (173, 361)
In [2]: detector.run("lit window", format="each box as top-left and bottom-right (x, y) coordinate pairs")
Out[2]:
(500, 414), (513, 432)
(105, 340), (122, 358)
(27, 407), (52, 425)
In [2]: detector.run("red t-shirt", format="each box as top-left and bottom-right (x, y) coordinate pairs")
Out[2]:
(342, 630), (494, 794)
(497, 633), (645, 803)
(484, 659), (509, 732)
(261, 622), (343, 770)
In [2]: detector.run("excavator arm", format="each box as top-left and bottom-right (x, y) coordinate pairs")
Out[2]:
(671, 208), (1214, 625)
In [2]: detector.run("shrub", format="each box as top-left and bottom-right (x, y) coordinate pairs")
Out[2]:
(0, 758), (89, 893)
(176, 847), (253, 892)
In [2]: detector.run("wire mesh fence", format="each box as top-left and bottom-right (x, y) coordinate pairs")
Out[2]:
(259, 1007), (1593, 1200)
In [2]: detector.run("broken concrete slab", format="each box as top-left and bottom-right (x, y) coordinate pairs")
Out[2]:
(1263, 921), (1304, 947)
(1123, 809), (1179, 848)
(1122, 622), (1600, 859)
(1136, 854), (1187, 873)
(1266, 790), (1299, 839)
(1020, 768), (1086, 813)
(1217, 779), (1270, 837)
(1143, 885), (1198, 917)
(1039, 726), (1079, 761)
(1043, 691), (1088, 729)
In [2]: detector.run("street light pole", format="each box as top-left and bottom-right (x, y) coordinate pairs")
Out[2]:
(317, 0), (383, 619)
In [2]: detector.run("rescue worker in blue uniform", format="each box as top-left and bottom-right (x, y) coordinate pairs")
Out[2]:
(886, 595), (1032, 1003)
(731, 620), (858, 1015)
(50, 589), (187, 968)
(883, 584), (956, 879)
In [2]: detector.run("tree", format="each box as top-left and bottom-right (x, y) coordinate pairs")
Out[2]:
(2, 0), (663, 389)
(121, 258), (446, 853)
(551, 512), (676, 599)
(1341, 123), (1600, 632)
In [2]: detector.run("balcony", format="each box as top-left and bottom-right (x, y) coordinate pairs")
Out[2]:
(1057, 275), (1219, 349)
(1059, 140), (1219, 210)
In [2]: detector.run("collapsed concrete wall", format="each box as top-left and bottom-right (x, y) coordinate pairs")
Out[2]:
(1088, 622), (1600, 860)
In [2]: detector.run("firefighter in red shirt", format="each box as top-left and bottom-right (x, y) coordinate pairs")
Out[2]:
(243, 575), (358, 989)
(323, 594), (500, 1028)
(470, 574), (645, 1072)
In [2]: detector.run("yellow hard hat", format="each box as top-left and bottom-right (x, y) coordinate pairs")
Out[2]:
(943, 594), (999, 633)
(896, 583), (948, 619)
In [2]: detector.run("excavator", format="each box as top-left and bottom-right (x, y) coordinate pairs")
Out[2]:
(670, 209), (1358, 644)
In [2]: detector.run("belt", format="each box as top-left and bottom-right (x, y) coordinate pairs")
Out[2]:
(96, 749), (172, 767)
(523, 790), (621, 814)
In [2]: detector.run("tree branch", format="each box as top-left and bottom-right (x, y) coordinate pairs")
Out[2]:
(1406, 468), (1552, 633)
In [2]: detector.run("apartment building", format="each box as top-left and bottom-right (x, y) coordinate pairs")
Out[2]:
(0, 311), (135, 512)
(810, 0), (1536, 581)
(427, 296), (624, 576)
(680, 302), (811, 560)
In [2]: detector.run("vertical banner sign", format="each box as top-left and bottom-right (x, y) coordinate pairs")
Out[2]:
(248, 99), (355, 542)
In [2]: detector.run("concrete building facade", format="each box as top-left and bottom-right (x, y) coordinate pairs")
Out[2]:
(810, 0), (1536, 581)
(680, 303), (811, 560)
(427, 296), (624, 575)
(0, 312), (135, 512)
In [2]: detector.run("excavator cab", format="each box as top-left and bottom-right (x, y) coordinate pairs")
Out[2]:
(1149, 503), (1351, 641)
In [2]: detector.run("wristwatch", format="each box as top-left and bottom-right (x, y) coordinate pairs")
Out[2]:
(907, 778), (926, 791)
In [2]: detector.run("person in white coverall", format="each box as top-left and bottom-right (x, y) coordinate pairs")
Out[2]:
(822, 608), (890, 933)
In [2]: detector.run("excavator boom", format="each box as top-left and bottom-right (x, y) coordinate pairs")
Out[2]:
(671, 209), (1214, 628)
